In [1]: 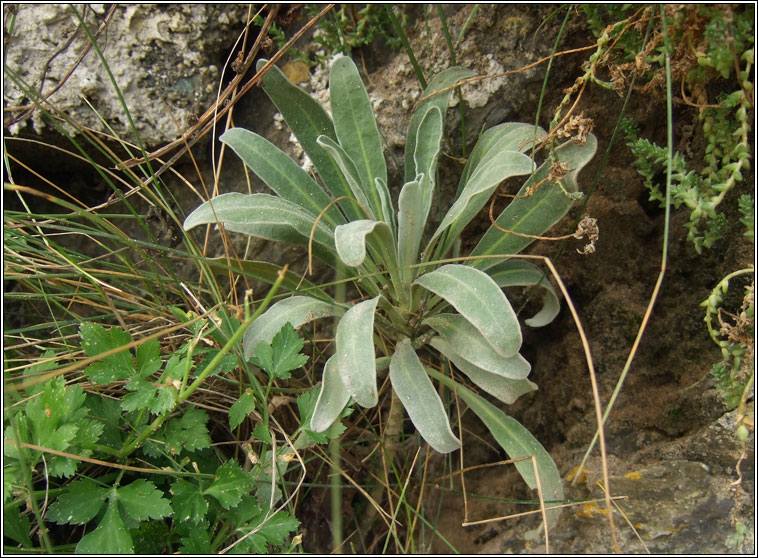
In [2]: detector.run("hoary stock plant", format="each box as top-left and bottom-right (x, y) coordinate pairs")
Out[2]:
(184, 56), (597, 513)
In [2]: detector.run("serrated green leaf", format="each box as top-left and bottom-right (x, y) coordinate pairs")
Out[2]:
(21, 349), (57, 396)
(230, 389), (256, 430)
(205, 461), (254, 509)
(330, 56), (388, 221)
(390, 338), (460, 453)
(75, 498), (133, 554)
(423, 314), (530, 379)
(310, 355), (351, 433)
(136, 339), (161, 377)
(430, 337), (537, 405)
(250, 322), (308, 379)
(243, 296), (344, 360)
(471, 135), (598, 269)
(254, 511), (300, 548)
(46, 478), (109, 524)
(335, 296), (380, 408)
(121, 376), (156, 412)
(414, 265), (521, 357)
(170, 479), (209, 524)
(80, 323), (134, 384)
(487, 260), (560, 327)
(220, 127), (344, 228)
(117, 479), (172, 522)
(183, 192), (337, 266)
(428, 368), (563, 528)
(149, 387), (176, 415)
(180, 527), (212, 554)
(3, 505), (32, 546)
(162, 407), (210, 455)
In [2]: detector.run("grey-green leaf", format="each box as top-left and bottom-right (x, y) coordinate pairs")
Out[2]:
(390, 338), (461, 453)
(335, 296), (380, 408)
(219, 128), (343, 228)
(334, 220), (396, 268)
(413, 264), (521, 357)
(316, 135), (373, 216)
(412, 105), (444, 221)
(243, 296), (344, 360)
(471, 135), (598, 270)
(405, 66), (475, 184)
(456, 123), (545, 197)
(430, 337), (536, 405)
(423, 314), (530, 379)
(257, 59), (363, 222)
(488, 260), (560, 327)
(428, 368), (563, 528)
(311, 355), (351, 433)
(183, 192), (336, 265)
(397, 177), (425, 285)
(329, 56), (388, 221)
(431, 149), (535, 254)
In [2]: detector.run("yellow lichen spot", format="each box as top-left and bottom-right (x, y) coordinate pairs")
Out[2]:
(577, 501), (609, 519)
(624, 471), (642, 480)
(565, 464), (587, 483)
(283, 61), (310, 85)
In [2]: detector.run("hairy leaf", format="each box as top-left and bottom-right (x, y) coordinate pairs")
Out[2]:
(397, 177), (425, 285)
(257, 59), (363, 221)
(471, 135), (598, 269)
(183, 192), (336, 265)
(414, 265), (521, 357)
(334, 219), (396, 268)
(405, 66), (475, 184)
(423, 314), (530, 379)
(390, 338), (460, 453)
(428, 368), (563, 527)
(335, 296), (380, 407)
(310, 355), (351, 433)
(432, 149), (534, 254)
(220, 128), (344, 228)
(488, 260), (560, 327)
(430, 337), (536, 405)
(330, 56), (388, 221)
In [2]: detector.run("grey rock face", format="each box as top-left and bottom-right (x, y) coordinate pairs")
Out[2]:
(4, 4), (249, 147)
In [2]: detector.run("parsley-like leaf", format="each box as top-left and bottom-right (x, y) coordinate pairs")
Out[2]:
(46, 478), (109, 524)
(80, 323), (134, 384)
(117, 479), (172, 522)
(229, 389), (256, 430)
(250, 323), (308, 379)
(205, 461), (254, 509)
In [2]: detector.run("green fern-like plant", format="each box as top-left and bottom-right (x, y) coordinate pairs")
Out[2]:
(184, 56), (597, 520)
